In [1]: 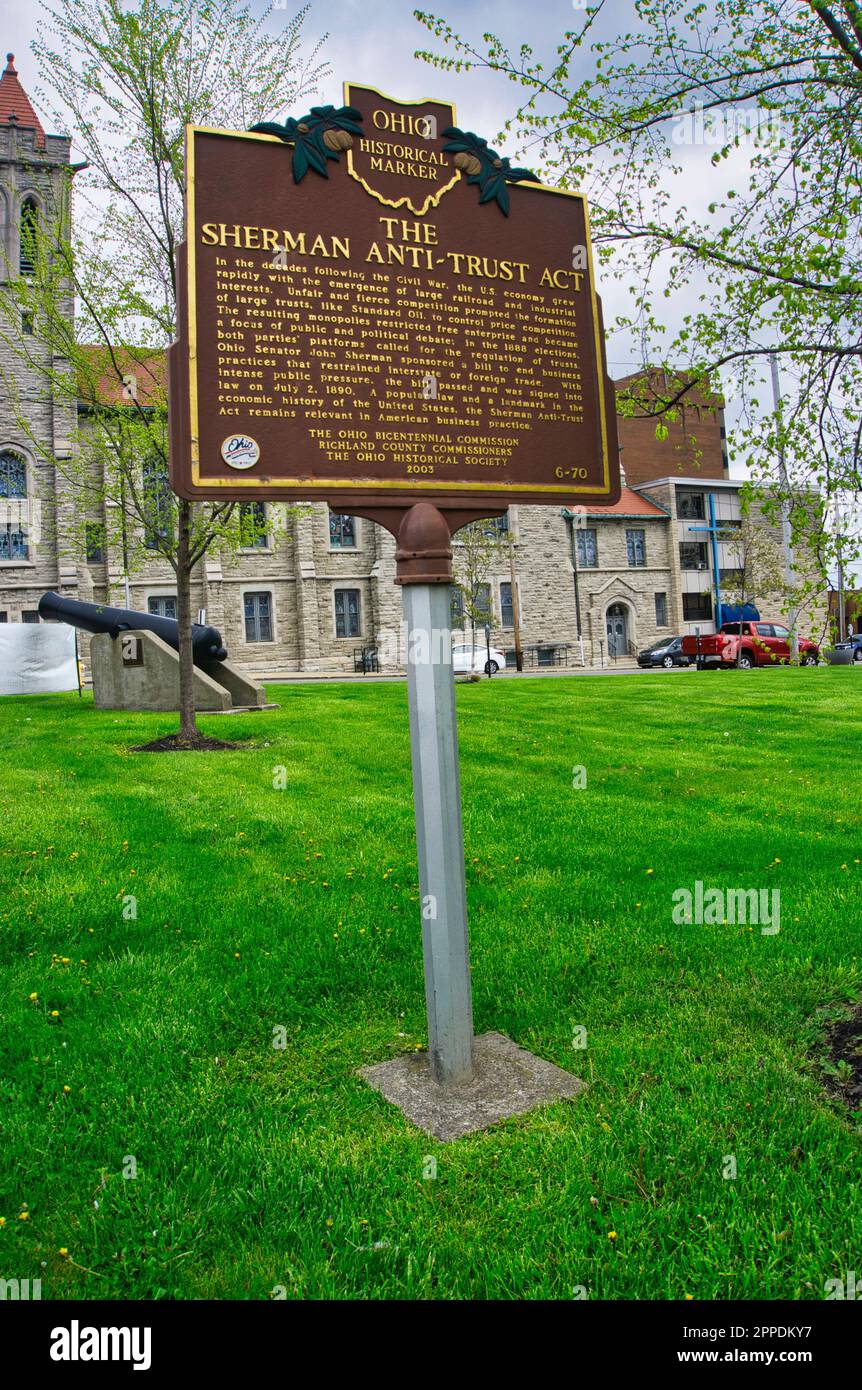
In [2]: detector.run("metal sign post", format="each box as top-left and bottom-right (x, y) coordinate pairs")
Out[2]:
(404, 579), (474, 1084)
(354, 504), (585, 1138)
(365, 503), (477, 1085)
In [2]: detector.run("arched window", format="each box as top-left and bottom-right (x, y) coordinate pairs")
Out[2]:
(19, 196), (38, 275)
(0, 448), (28, 560)
(0, 189), (8, 264)
(142, 456), (174, 550)
(0, 450), (26, 498)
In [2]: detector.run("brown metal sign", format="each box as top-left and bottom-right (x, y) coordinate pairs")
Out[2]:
(169, 83), (620, 508)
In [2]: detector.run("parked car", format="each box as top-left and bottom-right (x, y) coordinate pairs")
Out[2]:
(681, 621), (820, 669)
(452, 642), (507, 676)
(842, 634), (862, 663)
(637, 636), (691, 669)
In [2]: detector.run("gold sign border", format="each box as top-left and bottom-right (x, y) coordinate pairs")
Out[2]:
(184, 115), (612, 499)
(343, 82), (462, 217)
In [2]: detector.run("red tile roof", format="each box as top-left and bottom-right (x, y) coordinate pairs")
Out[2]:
(78, 345), (167, 408)
(0, 54), (45, 149)
(585, 487), (668, 517)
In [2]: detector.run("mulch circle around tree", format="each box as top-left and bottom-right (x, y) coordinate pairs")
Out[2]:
(821, 1003), (862, 1112)
(132, 734), (245, 753)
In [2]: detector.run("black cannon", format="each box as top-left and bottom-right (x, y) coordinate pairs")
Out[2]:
(38, 591), (228, 666)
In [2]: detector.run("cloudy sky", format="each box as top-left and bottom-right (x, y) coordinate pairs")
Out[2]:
(1, 0), (654, 374)
(0, 0), (735, 379)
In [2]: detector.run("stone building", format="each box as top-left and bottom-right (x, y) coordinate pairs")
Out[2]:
(0, 58), (829, 671)
(0, 55), (76, 623)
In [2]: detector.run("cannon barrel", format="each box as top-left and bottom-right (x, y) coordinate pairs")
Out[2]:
(38, 592), (228, 665)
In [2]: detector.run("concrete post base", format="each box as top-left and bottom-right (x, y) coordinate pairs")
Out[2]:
(360, 1031), (585, 1141)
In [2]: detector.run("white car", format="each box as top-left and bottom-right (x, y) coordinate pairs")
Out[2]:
(451, 642), (508, 676)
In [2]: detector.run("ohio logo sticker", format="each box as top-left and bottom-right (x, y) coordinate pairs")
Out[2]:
(221, 434), (260, 470)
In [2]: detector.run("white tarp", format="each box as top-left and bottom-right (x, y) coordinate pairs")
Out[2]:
(0, 623), (78, 695)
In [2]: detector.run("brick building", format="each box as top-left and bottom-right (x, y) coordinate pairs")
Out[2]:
(615, 368), (731, 487)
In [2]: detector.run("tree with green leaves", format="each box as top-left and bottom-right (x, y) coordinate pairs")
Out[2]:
(0, 0), (326, 743)
(452, 518), (507, 663)
(415, 1), (862, 589)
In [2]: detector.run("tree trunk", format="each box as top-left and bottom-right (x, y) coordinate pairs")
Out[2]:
(176, 498), (198, 741)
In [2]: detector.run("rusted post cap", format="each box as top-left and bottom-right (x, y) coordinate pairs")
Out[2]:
(395, 502), (454, 585)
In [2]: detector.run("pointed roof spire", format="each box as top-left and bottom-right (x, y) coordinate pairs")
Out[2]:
(0, 52), (45, 148)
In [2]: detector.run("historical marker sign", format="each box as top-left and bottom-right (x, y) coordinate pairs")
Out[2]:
(169, 83), (620, 509)
(168, 85), (608, 1120)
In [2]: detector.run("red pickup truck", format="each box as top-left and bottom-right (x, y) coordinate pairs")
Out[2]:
(681, 621), (820, 669)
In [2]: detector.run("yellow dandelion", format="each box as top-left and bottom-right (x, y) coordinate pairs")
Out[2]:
(18, 1211), (29, 1222)
(28, 992), (38, 1002)
(50, 1010), (59, 1019)
(59, 1247), (69, 1258)
(0, 1217), (6, 1228)
(646, 868), (654, 876)
(62, 1085), (71, 1094)
(608, 1230), (617, 1241)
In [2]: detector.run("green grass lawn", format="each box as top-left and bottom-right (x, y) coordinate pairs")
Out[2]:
(1, 668), (861, 1300)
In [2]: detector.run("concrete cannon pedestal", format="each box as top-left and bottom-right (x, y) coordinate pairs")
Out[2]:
(90, 630), (267, 712)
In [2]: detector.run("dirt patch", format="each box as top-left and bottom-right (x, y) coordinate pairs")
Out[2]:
(820, 1003), (862, 1112)
(132, 733), (245, 753)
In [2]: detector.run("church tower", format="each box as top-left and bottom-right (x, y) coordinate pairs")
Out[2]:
(0, 53), (76, 622)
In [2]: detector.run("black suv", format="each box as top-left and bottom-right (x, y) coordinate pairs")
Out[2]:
(637, 636), (691, 669)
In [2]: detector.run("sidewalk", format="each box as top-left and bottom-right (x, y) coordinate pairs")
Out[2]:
(251, 662), (696, 685)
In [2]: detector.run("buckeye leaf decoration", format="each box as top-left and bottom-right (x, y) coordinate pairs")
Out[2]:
(441, 127), (535, 216)
(249, 105), (364, 183)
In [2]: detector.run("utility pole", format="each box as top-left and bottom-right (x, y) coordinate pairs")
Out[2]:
(507, 527), (523, 671)
(561, 509), (584, 654)
(769, 355), (799, 660)
(834, 495), (849, 642)
(119, 470), (131, 608)
(837, 504), (847, 643)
